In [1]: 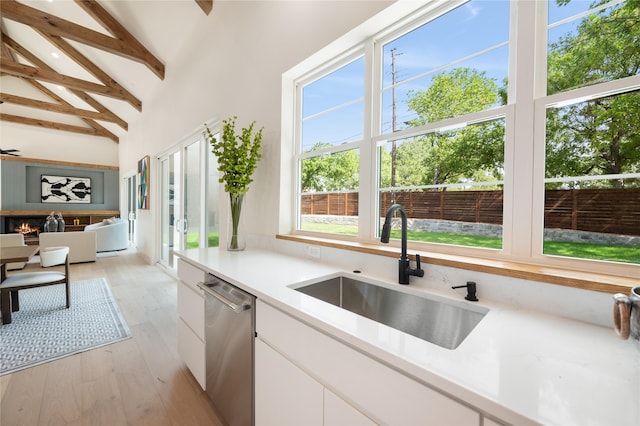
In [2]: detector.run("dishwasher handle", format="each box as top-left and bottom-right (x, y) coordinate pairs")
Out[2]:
(197, 281), (252, 313)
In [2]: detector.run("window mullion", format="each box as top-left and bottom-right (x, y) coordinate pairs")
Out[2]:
(507, 0), (545, 260)
(359, 39), (376, 242)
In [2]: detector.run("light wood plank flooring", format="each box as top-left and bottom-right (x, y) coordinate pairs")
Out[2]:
(1, 249), (224, 426)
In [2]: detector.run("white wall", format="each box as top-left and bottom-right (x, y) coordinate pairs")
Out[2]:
(0, 120), (119, 167)
(118, 1), (394, 262)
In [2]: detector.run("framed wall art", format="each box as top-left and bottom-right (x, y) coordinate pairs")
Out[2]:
(41, 175), (91, 203)
(138, 155), (150, 209)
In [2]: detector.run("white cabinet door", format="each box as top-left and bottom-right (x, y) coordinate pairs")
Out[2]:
(177, 318), (206, 389)
(324, 388), (376, 426)
(255, 339), (323, 426)
(177, 280), (205, 340)
(257, 301), (479, 426)
(176, 259), (207, 389)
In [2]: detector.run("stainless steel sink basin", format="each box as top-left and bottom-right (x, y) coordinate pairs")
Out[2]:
(293, 275), (488, 350)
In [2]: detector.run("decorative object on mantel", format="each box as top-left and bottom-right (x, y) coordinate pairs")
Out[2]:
(73, 217), (80, 226)
(44, 212), (57, 232)
(41, 175), (91, 203)
(138, 155), (150, 210)
(55, 211), (65, 232)
(43, 211), (65, 232)
(205, 116), (263, 251)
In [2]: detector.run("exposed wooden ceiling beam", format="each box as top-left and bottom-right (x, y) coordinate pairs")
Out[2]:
(2, 36), (117, 142)
(2, 32), (128, 132)
(1, 39), (121, 143)
(1, 0), (165, 79)
(0, 93), (122, 124)
(1, 58), (132, 102)
(195, 0), (213, 15)
(38, 32), (142, 111)
(25, 80), (122, 140)
(0, 36), (12, 60)
(0, 113), (119, 142)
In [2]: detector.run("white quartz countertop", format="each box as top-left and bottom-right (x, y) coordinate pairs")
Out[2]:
(176, 247), (640, 426)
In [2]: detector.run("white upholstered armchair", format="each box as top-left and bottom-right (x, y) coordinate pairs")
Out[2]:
(84, 218), (128, 252)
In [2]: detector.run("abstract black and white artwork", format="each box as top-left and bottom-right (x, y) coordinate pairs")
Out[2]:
(41, 175), (91, 203)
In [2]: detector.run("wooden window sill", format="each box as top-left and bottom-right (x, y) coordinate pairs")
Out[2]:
(276, 234), (636, 294)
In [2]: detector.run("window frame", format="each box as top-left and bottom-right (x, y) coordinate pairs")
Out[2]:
(286, 0), (639, 280)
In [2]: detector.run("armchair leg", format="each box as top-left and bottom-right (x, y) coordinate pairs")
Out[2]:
(11, 290), (19, 312)
(64, 256), (70, 308)
(65, 280), (70, 308)
(1, 290), (12, 324)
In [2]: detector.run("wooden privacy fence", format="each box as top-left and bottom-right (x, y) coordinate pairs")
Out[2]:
(301, 188), (640, 236)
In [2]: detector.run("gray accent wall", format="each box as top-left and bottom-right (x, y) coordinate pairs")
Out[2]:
(1, 159), (119, 211)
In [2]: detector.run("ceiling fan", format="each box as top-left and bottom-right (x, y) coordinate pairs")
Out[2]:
(0, 149), (21, 156)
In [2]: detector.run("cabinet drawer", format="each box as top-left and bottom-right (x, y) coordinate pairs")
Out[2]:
(177, 258), (207, 290)
(177, 318), (206, 390)
(177, 280), (205, 340)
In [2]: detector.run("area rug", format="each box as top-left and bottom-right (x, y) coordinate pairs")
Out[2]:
(0, 278), (131, 375)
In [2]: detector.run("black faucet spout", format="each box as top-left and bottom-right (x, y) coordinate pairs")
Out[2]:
(381, 204), (424, 285)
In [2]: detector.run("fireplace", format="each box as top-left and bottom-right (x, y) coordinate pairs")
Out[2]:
(2, 216), (47, 240)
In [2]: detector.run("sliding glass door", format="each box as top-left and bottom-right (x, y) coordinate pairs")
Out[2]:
(126, 174), (137, 243)
(160, 131), (219, 270)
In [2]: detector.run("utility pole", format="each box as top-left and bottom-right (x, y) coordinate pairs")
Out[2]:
(390, 48), (399, 204)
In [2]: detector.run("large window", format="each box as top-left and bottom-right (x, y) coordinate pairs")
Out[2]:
(298, 55), (364, 235)
(543, 0), (640, 265)
(292, 0), (640, 274)
(378, 0), (509, 249)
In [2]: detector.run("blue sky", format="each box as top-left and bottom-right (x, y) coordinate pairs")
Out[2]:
(302, 0), (597, 151)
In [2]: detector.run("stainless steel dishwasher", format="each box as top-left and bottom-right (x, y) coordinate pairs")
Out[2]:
(198, 274), (256, 426)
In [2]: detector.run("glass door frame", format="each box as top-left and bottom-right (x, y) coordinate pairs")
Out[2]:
(157, 122), (219, 270)
(121, 171), (138, 246)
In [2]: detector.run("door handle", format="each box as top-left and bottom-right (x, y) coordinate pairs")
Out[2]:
(198, 282), (251, 313)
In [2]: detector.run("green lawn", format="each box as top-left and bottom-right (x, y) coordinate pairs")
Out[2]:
(301, 222), (640, 264)
(543, 241), (640, 264)
(186, 232), (219, 249)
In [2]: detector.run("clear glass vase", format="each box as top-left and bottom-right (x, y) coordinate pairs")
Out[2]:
(227, 192), (246, 251)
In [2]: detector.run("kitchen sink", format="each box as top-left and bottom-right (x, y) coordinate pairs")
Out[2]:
(293, 275), (488, 350)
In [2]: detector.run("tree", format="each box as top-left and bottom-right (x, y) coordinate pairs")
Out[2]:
(546, 0), (640, 188)
(301, 142), (359, 192)
(391, 67), (505, 187)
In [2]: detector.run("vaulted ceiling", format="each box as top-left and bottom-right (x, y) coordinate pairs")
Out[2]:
(0, 0), (212, 149)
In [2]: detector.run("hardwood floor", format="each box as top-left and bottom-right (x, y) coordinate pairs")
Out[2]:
(1, 249), (224, 426)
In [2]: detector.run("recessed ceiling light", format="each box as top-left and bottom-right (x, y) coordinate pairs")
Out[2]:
(51, 52), (60, 59)
(57, 85), (66, 91)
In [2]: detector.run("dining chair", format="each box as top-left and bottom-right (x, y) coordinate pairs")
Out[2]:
(0, 234), (28, 270)
(40, 246), (71, 268)
(0, 247), (70, 325)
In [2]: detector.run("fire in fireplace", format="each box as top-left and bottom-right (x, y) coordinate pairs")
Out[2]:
(15, 222), (40, 237)
(3, 216), (46, 237)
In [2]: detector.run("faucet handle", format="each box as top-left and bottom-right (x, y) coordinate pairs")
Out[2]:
(414, 254), (425, 277)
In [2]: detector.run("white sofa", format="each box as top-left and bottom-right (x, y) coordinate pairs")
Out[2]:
(0, 234), (28, 270)
(39, 231), (97, 263)
(84, 218), (128, 252)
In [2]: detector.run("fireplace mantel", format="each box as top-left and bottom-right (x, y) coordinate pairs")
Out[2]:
(1, 210), (121, 235)
(1, 210), (119, 216)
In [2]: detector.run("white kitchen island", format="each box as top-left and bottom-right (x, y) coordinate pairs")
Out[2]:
(175, 247), (639, 426)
